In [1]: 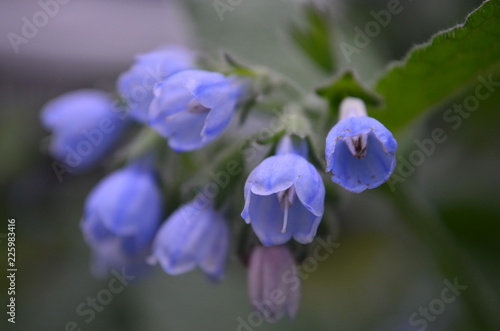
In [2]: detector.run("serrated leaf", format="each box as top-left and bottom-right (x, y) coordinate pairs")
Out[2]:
(374, 0), (500, 131)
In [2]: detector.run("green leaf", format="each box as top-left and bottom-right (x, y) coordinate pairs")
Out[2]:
(374, 0), (500, 131)
(290, 4), (335, 72)
(316, 70), (383, 116)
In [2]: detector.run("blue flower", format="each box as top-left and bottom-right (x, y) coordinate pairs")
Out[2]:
(325, 97), (397, 193)
(241, 137), (325, 246)
(81, 159), (162, 277)
(151, 198), (229, 280)
(248, 245), (300, 322)
(149, 70), (247, 152)
(117, 46), (195, 123)
(41, 89), (127, 172)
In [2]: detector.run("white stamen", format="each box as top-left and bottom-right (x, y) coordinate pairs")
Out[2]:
(277, 186), (295, 233)
(282, 205), (289, 233)
(346, 133), (368, 159)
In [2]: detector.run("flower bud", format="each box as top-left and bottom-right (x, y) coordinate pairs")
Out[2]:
(248, 245), (301, 322)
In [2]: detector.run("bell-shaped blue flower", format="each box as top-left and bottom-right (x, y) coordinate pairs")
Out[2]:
(241, 136), (325, 246)
(81, 158), (162, 277)
(151, 197), (229, 280)
(41, 89), (127, 172)
(325, 97), (397, 193)
(149, 70), (247, 152)
(117, 46), (195, 123)
(248, 245), (300, 322)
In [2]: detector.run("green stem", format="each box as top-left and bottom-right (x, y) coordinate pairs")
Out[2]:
(125, 127), (165, 163)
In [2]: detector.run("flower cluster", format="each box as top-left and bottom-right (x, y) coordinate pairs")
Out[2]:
(40, 46), (248, 175)
(41, 45), (397, 323)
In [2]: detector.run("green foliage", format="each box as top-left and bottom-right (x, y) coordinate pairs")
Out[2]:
(289, 4), (335, 73)
(374, 0), (500, 131)
(316, 70), (383, 116)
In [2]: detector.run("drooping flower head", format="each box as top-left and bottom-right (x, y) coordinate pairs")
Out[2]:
(241, 136), (325, 246)
(41, 89), (127, 172)
(248, 245), (301, 322)
(151, 197), (229, 280)
(117, 46), (195, 123)
(149, 70), (248, 152)
(81, 158), (162, 277)
(325, 97), (397, 193)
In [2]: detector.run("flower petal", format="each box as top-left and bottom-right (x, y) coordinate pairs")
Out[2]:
(198, 212), (229, 279)
(87, 162), (161, 238)
(117, 46), (195, 123)
(289, 201), (323, 244)
(245, 154), (306, 196)
(149, 70), (246, 151)
(245, 193), (293, 246)
(150, 74), (194, 121)
(40, 89), (127, 171)
(162, 109), (209, 152)
(152, 200), (229, 278)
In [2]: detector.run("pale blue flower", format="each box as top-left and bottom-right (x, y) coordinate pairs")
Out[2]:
(41, 89), (127, 172)
(248, 245), (300, 322)
(325, 97), (397, 193)
(241, 137), (325, 246)
(151, 198), (229, 280)
(149, 70), (247, 151)
(117, 46), (195, 123)
(81, 159), (162, 277)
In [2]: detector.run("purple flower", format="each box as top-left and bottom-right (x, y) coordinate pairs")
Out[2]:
(325, 97), (397, 193)
(117, 46), (195, 123)
(149, 70), (247, 151)
(81, 159), (162, 277)
(248, 245), (300, 322)
(241, 136), (325, 246)
(151, 198), (229, 280)
(41, 89), (127, 172)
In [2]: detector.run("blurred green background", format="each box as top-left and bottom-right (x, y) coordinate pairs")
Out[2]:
(1, 0), (499, 330)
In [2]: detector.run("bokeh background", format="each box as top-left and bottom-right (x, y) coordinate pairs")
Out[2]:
(1, 0), (499, 330)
